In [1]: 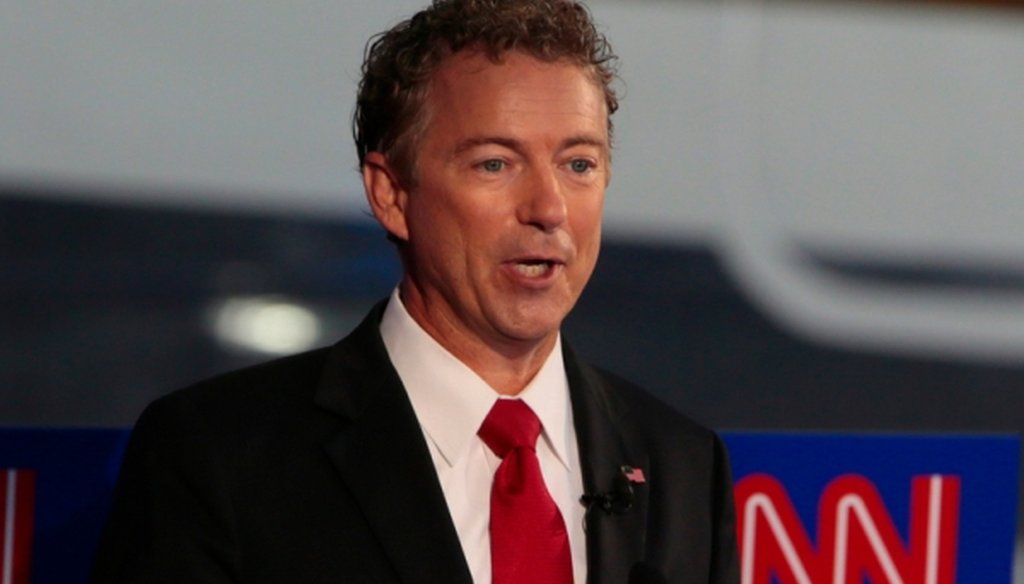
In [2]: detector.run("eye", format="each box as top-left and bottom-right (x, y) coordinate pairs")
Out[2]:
(479, 159), (506, 173)
(569, 159), (595, 174)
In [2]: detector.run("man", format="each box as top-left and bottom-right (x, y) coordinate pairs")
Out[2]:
(92, 1), (739, 583)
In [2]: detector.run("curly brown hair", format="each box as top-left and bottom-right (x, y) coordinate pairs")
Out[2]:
(353, 0), (619, 188)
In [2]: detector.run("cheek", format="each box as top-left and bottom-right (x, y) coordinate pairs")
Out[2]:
(572, 200), (604, 246)
(431, 204), (500, 271)
(405, 203), (462, 268)
(571, 203), (603, 284)
(406, 190), (465, 245)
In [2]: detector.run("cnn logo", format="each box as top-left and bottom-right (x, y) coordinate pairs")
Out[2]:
(735, 474), (961, 584)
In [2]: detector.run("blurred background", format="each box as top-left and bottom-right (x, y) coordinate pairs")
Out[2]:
(3, 0), (1023, 578)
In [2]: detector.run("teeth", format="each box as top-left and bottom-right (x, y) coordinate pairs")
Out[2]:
(515, 262), (549, 277)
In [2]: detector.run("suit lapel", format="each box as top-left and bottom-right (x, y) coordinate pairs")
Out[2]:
(314, 304), (473, 584)
(311, 304), (648, 584)
(564, 345), (650, 584)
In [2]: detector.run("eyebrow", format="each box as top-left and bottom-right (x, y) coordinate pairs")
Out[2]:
(452, 134), (609, 156)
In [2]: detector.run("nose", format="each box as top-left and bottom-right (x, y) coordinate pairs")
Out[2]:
(517, 169), (567, 232)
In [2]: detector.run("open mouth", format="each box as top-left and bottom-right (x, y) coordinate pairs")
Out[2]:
(514, 260), (556, 278)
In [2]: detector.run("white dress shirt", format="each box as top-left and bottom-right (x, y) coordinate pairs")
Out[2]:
(380, 290), (587, 584)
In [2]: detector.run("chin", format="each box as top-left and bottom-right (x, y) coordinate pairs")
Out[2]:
(496, 309), (568, 343)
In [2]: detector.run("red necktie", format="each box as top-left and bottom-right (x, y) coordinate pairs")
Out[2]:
(478, 399), (573, 584)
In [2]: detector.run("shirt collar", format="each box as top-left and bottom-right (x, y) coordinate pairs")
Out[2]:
(380, 289), (573, 471)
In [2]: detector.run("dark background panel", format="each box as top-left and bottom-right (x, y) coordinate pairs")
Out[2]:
(3, 188), (1023, 435)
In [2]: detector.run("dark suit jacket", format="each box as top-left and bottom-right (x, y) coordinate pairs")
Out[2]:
(93, 303), (739, 584)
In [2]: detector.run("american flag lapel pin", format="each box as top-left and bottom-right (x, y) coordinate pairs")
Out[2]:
(621, 465), (646, 485)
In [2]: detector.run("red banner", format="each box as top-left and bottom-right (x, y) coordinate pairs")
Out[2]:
(0, 469), (36, 584)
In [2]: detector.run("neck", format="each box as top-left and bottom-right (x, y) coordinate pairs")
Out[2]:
(451, 336), (558, 396)
(398, 287), (558, 396)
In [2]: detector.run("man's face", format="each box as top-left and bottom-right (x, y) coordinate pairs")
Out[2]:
(385, 50), (608, 356)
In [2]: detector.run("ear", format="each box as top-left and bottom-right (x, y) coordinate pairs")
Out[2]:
(362, 152), (410, 242)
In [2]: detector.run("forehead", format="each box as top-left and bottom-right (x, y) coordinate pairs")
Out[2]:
(423, 50), (608, 143)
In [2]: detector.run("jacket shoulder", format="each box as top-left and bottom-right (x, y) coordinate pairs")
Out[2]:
(172, 347), (332, 409)
(580, 361), (720, 445)
(133, 346), (338, 457)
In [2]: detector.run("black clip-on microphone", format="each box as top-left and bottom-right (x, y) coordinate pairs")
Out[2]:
(580, 465), (645, 515)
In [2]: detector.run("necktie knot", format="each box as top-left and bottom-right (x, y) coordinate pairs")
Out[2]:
(478, 399), (542, 459)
